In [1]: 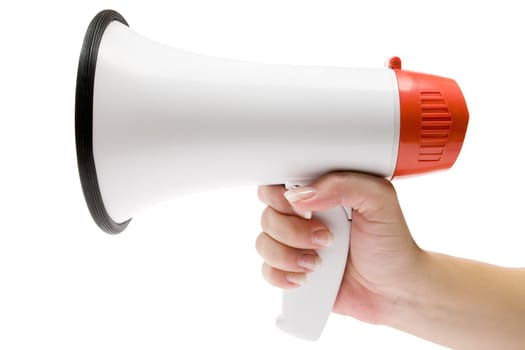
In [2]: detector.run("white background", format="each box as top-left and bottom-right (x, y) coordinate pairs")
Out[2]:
(1, 1), (524, 349)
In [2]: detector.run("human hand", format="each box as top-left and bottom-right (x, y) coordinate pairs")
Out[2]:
(256, 172), (424, 324)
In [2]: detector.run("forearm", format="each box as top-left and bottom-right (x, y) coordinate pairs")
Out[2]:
(385, 252), (525, 349)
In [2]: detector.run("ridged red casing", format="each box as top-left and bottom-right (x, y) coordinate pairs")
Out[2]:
(392, 68), (469, 177)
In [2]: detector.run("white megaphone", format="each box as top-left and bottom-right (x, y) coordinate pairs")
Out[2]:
(75, 10), (469, 341)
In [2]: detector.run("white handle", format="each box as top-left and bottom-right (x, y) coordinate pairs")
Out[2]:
(276, 189), (352, 340)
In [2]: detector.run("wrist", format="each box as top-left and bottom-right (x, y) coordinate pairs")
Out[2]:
(375, 249), (434, 328)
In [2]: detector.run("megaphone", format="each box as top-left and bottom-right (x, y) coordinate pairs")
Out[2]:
(75, 9), (469, 340)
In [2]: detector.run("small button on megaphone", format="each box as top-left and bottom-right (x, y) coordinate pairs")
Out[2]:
(75, 9), (469, 340)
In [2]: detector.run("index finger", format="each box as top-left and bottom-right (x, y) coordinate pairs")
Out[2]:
(257, 185), (295, 215)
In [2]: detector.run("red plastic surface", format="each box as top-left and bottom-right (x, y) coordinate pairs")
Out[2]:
(392, 69), (469, 177)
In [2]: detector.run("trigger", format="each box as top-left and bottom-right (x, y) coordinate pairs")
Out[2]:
(343, 207), (352, 221)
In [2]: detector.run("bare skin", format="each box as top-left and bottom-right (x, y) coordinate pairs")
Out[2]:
(256, 172), (525, 349)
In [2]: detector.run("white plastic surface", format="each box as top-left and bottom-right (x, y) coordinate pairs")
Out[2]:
(92, 22), (400, 223)
(278, 182), (352, 340)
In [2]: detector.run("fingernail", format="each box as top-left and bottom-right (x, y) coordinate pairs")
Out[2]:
(292, 208), (312, 220)
(284, 187), (317, 203)
(298, 254), (322, 272)
(312, 229), (334, 247)
(286, 273), (306, 286)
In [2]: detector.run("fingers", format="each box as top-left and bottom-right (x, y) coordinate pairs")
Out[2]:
(257, 172), (403, 291)
(257, 206), (328, 289)
(256, 232), (320, 273)
(259, 174), (401, 224)
(261, 263), (307, 288)
(257, 185), (295, 215)
(284, 172), (403, 223)
(260, 206), (333, 249)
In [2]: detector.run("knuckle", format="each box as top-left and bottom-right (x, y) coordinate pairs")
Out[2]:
(261, 263), (272, 283)
(261, 262), (267, 276)
(258, 185), (285, 210)
(328, 172), (352, 187)
(370, 177), (397, 203)
(258, 236), (302, 271)
(261, 264), (279, 287)
(260, 206), (273, 230)
(261, 186), (292, 214)
(255, 232), (266, 256)
(267, 195), (286, 213)
(261, 208), (314, 248)
(257, 186), (268, 204)
(375, 176), (395, 191)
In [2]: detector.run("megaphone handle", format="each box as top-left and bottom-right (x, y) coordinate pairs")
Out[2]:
(276, 182), (352, 340)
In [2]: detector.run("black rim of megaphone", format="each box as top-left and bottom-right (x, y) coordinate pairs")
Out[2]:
(75, 10), (131, 234)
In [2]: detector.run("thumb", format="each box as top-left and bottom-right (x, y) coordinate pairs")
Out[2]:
(284, 172), (403, 223)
